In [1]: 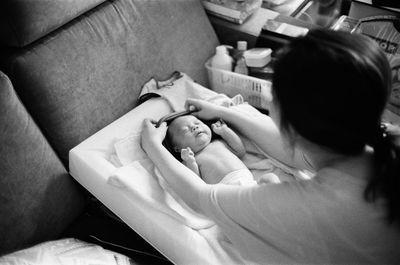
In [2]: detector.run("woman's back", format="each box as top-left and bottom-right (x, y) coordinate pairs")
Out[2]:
(199, 160), (400, 264)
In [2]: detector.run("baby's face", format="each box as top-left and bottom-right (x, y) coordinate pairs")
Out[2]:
(168, 115), (212, 153)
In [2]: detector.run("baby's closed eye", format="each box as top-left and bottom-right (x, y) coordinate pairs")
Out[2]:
(180, 127), (190, 134)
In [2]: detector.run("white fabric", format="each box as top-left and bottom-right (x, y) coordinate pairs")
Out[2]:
(0, 238), (131, 265)
(108, 160), (215, 230)
(219, 169), (257, 186)
(69, 73), (310, 264)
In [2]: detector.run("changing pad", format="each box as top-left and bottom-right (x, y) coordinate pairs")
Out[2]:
(69, 97), (234, 264)
(69, 78), (252, 264)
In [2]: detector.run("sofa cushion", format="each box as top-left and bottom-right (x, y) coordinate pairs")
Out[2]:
(2, 0), (219, 165)
(0, 72), (85, 255)
(0, 0), (105, 47)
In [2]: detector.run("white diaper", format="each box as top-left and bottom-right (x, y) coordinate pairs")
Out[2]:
(220, 169), (257, 186)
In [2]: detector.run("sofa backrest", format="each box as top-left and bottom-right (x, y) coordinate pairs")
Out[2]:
(0, 72), (85, 255)
(0, 0), (105, 47)
(1, 0), (219, 166)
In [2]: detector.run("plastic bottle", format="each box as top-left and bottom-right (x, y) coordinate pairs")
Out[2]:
(210, 45), (233, 71)
(234, 41), (248, 75)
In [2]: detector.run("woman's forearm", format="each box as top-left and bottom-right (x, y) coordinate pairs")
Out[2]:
(186, 98), (309, 169)
(218, 107), (304, 168)
(146, 142), (208, 212)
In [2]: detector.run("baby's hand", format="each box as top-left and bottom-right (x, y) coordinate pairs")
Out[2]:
(181, 147), (196, 163)
(181, 147), (200, 175)
(211, 119), (227, 135)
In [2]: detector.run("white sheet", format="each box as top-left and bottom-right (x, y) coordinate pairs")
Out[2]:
(0, 238), (131, 265)
(69, 75), (310, 264)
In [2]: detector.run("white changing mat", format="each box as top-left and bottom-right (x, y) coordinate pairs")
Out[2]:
(70, 98), (237, 264)
(69, 81), (255, 264)
(69, 74), (309, 264)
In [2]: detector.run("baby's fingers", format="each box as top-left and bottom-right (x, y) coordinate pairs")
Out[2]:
(181, 147), (191, 155)
(186, 147), (194, 156)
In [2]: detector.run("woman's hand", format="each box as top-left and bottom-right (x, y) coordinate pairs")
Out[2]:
(185, 98), (225, 121)
(141, 119), (167, 153)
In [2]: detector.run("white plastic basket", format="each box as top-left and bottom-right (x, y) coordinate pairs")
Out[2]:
(205, 59), (272, 110)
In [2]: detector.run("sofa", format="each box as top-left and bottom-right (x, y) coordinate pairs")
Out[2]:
(0, 0), (220, 261)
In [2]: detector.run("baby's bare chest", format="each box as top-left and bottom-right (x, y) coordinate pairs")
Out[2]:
(196, 141), (245, 176)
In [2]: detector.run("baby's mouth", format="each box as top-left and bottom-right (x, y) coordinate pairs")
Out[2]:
(196, 131), (204, 136)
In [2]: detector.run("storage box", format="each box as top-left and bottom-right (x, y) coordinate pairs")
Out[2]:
(244, 48), (272, 67)
(205, 59), (272, 110)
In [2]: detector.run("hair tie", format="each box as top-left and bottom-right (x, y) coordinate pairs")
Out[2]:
(380, 123), (388, 140)
(370, 123), (389, 150)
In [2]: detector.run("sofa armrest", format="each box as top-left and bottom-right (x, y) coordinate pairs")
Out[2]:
(0, 72), (85, 255)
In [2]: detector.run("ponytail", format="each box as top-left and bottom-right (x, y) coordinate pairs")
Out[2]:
(365, 123), (400, 225)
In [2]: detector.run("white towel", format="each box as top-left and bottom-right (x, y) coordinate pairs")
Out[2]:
(108, 159), (215, 230)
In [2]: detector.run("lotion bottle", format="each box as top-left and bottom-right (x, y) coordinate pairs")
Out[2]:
(210, 45), (233, 71)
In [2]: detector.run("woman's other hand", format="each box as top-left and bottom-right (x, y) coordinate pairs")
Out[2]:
(141, 119), (167, 153)
(185, 98), (225, 121)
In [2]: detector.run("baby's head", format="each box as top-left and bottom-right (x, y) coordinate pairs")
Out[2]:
(166, 115), (212, 156)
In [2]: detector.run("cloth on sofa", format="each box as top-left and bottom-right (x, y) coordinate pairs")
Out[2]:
(0, 238), (133, 265)
(0, 72), (85, 255)
(0, 0), (219, 166)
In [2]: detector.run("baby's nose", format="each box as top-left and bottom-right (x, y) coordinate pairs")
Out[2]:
(191, 125), (199, 132)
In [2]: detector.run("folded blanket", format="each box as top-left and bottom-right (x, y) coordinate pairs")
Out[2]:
(108, 159), (215, 230)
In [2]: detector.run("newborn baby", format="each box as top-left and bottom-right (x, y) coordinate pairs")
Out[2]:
(165, 114), (258, 185)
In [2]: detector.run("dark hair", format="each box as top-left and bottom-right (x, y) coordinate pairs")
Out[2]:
(272, 29), (400, 224)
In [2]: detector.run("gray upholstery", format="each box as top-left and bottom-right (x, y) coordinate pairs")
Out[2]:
(2, 0), (219, 165)
(0, 72), (85, 255)
(0, 0), (220, 257)
(0, 0), (105, 47)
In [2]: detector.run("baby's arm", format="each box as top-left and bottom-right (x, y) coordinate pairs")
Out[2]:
(212, 120), (246, 158)
(141, 119), (207, 213)
(181, 147), (200, 176)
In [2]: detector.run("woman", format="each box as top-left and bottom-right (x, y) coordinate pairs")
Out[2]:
(141, 29), (400, 264)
